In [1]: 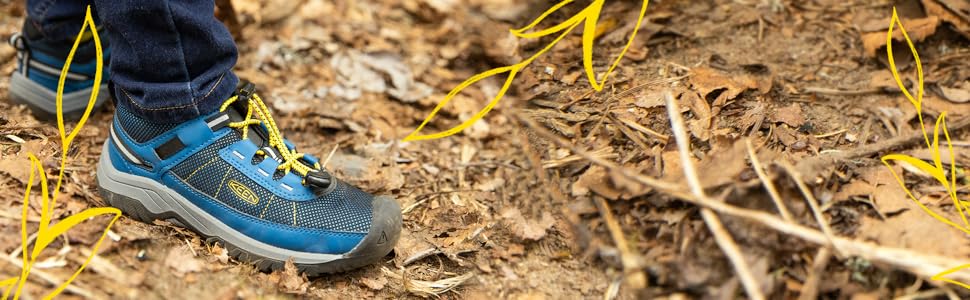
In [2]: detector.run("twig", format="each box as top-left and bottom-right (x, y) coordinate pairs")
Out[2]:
(780, 162), (843, 257)
(609, 75), (690, 102)
(665, 92), (765, 300)
(795, 116), (970, 179)
(321, 143), (339, 168)
(542, 147), (617, 169)
(514, 115), (682, 193)
(517, 104), (970, 289)
(813, 129), (846, 139)
(609, 116), (652, 156)
(594, 197), (647, 290)
(745, 139), (794, 222)
(1, 254), (94, 298)
(613, 116), (670, 142)
(798, 247), (831, 300)
(802, 87), (882, 95)
(381, 267), (473, 297)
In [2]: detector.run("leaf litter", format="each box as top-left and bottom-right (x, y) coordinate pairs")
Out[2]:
(1, 0), (969, 299)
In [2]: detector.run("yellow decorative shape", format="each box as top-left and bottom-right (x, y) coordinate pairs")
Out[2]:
(2, 6), (122, 299)
(879, 7), (970, 290)
(403, 0), (651, 141)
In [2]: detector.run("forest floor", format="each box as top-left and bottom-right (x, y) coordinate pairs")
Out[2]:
(1, 0), (970, 299)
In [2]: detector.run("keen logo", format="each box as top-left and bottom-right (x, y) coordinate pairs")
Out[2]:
(228, 180), (258, 205)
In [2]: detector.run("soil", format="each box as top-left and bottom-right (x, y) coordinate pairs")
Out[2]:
(1, 0), (969, 299)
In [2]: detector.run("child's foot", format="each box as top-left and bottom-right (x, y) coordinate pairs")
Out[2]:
(96, 82), (402, 274)
(7, 20), (110, 119)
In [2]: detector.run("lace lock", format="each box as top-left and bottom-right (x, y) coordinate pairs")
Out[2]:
(237, 82), (257, 102)
(305, 170), (332, 190)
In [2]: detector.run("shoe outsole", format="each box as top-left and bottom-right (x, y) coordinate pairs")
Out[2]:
(96, 142), (402, 276)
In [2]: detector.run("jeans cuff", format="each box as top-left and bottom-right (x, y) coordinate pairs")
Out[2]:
(113, 71), (238, 123)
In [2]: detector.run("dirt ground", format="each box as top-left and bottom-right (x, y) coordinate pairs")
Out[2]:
(1, 0), (970, 299)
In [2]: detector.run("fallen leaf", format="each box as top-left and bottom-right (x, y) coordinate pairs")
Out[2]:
(360, 274), (388, 290)
(165, 246), (203, 276)
(861, 17), (940, 57)
(0, 140), (46, 184)
(696, 138), (749, 188)
(857, 209), (970, 257)
(330, 50), (432, 102)
(771, 104), (806, 127)
(279, 258), (309, 294)
(922, 0), (970, 39)
(571, 165), (620, 199)
(938, 82), (970, 103)
(689, 67), (759, 107)
(501, 207), (556, 241)
(210, 244), (230, 264)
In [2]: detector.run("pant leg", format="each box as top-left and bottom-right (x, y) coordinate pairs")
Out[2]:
(93, 0), (239, 123)
(25, 0), (95, 45)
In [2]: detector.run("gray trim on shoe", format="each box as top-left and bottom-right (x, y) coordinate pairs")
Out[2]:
(8, 72), (108, 118)
(27, 59), (91, 81)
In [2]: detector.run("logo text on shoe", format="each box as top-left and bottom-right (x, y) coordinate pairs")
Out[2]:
(228, 180), (258, 205)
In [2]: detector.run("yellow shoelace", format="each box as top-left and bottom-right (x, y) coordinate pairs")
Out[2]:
(219, 92), (321, 180)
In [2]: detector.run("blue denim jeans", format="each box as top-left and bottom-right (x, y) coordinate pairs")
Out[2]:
(26, 0), (239, 123)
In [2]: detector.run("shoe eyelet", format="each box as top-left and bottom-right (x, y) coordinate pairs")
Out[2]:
(272, 169), (286, 180)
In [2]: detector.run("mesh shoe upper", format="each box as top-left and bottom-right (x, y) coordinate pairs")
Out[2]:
(115, 102), (375, 234)
(108, 97), (379, 253)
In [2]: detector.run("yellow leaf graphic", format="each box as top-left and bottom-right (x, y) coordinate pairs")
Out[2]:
(403, 64), (522, 141)
(881, 7), (970, 290)
(6, 6), (122, 300)
(404, 0), (650, 141)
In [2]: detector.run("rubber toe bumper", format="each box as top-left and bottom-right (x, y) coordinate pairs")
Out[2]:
(346, 196), (403, 259)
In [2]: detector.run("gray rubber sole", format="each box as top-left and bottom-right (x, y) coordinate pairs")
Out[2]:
(8, 72), (109, 120)
(95, 142), (402, 275)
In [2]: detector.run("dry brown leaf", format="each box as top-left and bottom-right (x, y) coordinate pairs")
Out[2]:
(857, 208), (970, 257)
(685, 92), (713, 141)
(500, 207), (555, 241)
(634, 90), (665, 108)
(360, 274), (388, 291)
(738, 101), (766, 133)
(165, 246), (203, 276)
(0, 139), (46, 184)
(571, 165), (619, 199)
(835, 166), (911, 215)
(210, 244), (230, 264)
(689, 67), (759, 107)
(861, 17), (940, 57)
(392, 229), (436, 267)
(660, 150), (685, 182)
(922, 0), (970, 39)
(939, 82), (970, 103)
(696, 138), (748, 188)
(279, 258), (309, 294)
(771, 104), (806, 127)
(868, 70), (899, 91)
(923, 94), (970, 116)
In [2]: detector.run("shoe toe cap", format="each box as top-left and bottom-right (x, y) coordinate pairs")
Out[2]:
(345, 195), (402, 258)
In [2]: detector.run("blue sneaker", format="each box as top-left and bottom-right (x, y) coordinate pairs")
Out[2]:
(96, 83), (402, 274)
(7, 21), (110, 119)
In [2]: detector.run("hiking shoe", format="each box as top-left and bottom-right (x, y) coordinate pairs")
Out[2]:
(7, 20), (110, 120)
(96, 82), (402, 274)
